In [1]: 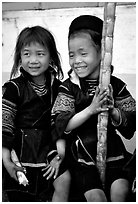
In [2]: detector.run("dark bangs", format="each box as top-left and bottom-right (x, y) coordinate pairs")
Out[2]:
(69, 29), (102, 52)
(11, 26), (63, 79)
(18, 26), (50, 50)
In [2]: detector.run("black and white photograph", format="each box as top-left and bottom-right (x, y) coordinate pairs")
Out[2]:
(2, 1), (136, 202)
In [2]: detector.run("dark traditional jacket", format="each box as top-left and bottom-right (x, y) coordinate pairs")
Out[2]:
(2, 68), (61, 167)
(52, 70), (136, 166)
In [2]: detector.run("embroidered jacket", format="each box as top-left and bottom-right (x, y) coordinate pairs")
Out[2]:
(52, 70), (136, 165)
(2, 68), (61, 167)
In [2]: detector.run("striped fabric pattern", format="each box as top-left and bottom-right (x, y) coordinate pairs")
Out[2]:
(85, 79), (98, 96)
(30, 81), (47, 97)
(2, 98), (17, 134)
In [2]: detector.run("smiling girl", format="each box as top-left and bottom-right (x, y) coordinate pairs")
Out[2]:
(52, 15), (136, 201)
(2, 26), (70, 202)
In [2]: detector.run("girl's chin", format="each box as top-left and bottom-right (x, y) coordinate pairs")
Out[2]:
(77, 72), (89, 78)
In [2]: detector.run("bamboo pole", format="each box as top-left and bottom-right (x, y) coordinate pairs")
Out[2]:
(96, 2), (116, 187)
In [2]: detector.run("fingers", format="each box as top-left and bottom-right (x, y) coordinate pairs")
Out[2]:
(42, 165), (56, 180)
(54, 167), (59, 179)
(7, 164), (23, 181)
(100, 91), (108, 102)
(91, 84), (114, 115)
(42, 164), (50, 171)
(46, 167), (55, 180)
(95, 84), (113, 102)
(99, 107), (109, 112)
(95, 84), (107, 96)
(95, 86), (100, 96)
(14, 165), (24, 173)
(43, 166), (53, 177)
(108, 84), (113, 94)
(94, 87), (107, 102)
(14, 165), (27, 181)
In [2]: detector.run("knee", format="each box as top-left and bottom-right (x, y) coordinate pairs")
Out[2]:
(60, 170), (71, 186)
(110, 179), (129, 201)
(85, 189), (107, 202)
(54, 170), (71, 191)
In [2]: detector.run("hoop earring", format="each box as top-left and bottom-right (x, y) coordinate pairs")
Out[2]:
(49, 61), (58, 73)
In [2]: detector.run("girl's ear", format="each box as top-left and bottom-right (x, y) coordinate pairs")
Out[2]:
(18, 59), (22, 67)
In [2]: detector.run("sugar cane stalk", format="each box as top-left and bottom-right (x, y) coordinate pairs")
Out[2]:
(11, 149), (29, 186)
(96, 2), (116, 187)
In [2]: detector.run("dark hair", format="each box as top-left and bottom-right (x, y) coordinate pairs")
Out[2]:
(68, 15), (103, 37)
(68, 15), (103, 52)
(69, 29), (102, 52)
(10, 26), (63, 79)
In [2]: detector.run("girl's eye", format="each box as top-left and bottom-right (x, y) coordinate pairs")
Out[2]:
(23, 52), (30, 56)
(38, 52), (45, 56)
(81, 53), (87, 56)
(69, 53), (74, 59)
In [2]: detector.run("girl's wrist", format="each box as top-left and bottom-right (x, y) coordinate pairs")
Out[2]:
(57, 154), (64, 161)
(47, 150), (58, 163)
(87, 105), (95, 116)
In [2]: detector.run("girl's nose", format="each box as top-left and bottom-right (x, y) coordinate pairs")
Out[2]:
(29, 55), (38, 63)
(75, 56), (82, 64)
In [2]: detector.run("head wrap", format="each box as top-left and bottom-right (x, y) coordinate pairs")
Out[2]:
(68, 15), (103, 38)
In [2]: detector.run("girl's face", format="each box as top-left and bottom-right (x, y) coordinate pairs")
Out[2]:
(21, 42), (50, 84)
(69, 32), (101, 79)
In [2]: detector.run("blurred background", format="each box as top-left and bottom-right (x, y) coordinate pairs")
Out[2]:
(2, 2), (136, 153)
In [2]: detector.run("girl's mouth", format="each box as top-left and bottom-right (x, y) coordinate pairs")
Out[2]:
(29, 66), (40, 70)
(75, 66), (87, 71)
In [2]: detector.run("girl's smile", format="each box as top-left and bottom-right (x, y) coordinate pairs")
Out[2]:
(69, 32), (101, 79)
(74, 65), (88, 75)
(21, 42), (50, 84)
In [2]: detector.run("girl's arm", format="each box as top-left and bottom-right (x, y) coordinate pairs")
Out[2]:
(107, 84), (121, 125)
(2, 147), (23, 181)
(2, 81), (19, 148)
(2, 147), (11, 165)
(42, 139), (66, 180)
(56, 139), (66, 160)
(66, 86), (109, 132)
(65, 106), (95, 132)
(108, 83), (136, 139)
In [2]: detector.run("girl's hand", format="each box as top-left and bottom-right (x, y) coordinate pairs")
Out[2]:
(107, 84), (121, 123)
(42, 155), (62, 180)
(107, 84), (114, 112)
(3, 160), (24, 182)
(2, 147), (24, 182)
(89, 84), (109, 115)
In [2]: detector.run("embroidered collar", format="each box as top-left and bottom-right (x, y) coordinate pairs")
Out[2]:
(68, 65), (114, 88)
(20, 67), (55, 87)
(69, 69), (99, 87)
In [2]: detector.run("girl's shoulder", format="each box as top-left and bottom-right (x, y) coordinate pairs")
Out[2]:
(111, 75), (125, 85)
(60, 77), (80, 92)
(62, 74), (81, 88)
(3, 74), (25, 87)
(59, 77), (85, 103)
(2, 75), (25, 98)
(62, 78), (71, 86)
(111, 75), (128, 97)
(53, 77), (62, 87)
